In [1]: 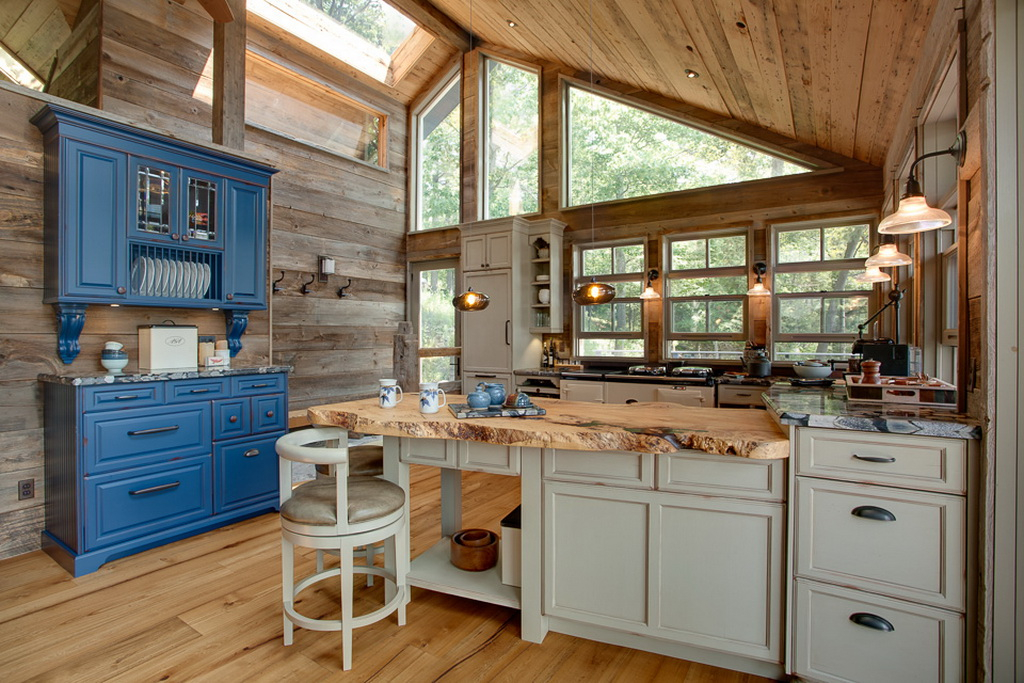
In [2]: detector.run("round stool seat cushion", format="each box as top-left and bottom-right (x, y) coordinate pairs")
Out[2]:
(281, 476), (405, 526)
(314, 445), (384, 478)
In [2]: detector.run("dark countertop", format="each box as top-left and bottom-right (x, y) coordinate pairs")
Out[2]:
(763, 385), (981, 440)
(39, 365), (292, 386)
(515, 367), (784, 386)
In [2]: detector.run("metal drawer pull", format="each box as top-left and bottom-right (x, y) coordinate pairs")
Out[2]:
(853, 454), (897, 463)
(129, 481), (181, 496)
(128, 425), (180, 436)
(243, 449), (260, 457)
(735, 392), (752, 397)
(851, 505), (896, 522)
(849, 612), (895, 632)
(114, 395), (141, 401)
(250, 383), (271, 388)
(475, 374), (497, 378)
(189, 388), (212, 394)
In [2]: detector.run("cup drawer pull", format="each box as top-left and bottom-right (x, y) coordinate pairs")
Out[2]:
(128, 425), (180, 436)
(851, 505), (896, 522)
(849, 612), (895, 632)
(243, 449), (260, 458)
(129, 481), (181, 496)
(853, 453), (897, 463)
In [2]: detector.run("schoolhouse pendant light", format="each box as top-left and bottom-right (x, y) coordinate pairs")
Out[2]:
(452, 286), (490, 311)
(853, 266), (892, 284)
(746, 262), (771, 296)
(864, 242), (912, 268)
(878, 132), (966, 234)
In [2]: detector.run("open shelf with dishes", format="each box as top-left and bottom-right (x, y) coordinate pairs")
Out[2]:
(527, 222), (564, 333)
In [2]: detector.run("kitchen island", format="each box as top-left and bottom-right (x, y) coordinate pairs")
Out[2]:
(308, 397), (790, 678)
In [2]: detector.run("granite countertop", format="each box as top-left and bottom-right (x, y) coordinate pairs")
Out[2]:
(308, 396), (790, 459)
(763, 385), (981, 440)
(39, 365), (292, 386)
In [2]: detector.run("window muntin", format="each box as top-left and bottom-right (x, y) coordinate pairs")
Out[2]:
(565, 83), (811, 207)
(664, 233), (748, 360)
(483, 57), (539, 219)
(415, 73), (461, 230)
(412, 261), (460, 385)
(772, 222), (873, 361)
(574, 243), (645, 359)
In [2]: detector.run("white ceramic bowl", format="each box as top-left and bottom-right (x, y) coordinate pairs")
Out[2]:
(793, 363), (832, 379)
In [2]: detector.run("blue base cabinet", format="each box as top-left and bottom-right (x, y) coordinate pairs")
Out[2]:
(41, 370), (288, 576)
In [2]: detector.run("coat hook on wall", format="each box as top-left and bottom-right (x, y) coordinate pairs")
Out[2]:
(301, 274), (316, 295)
(272, 271), (285, 293)
(337, 279), (353, 298)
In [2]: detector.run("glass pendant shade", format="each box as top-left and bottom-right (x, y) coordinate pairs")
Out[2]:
(853, 266), (892, 284)
(865, 243), (912, 267)
(572, 280), (616, 305)
(878, 195), (952, 234)
(452, 287), (490, 311)
(746, 281), (771, 296)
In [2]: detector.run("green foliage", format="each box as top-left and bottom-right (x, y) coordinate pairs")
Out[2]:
(485, 60), (539, 217)
(300, 0), (413, 54)
(421, 101), (461, 229)
(420, 356), (456, 383)
(568, 86), (809, 206)
(418, 267), (455, 348)
(582, 244), (644, 276)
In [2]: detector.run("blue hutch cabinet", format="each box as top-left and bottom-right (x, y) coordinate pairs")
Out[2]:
(32, 104), (277, 362)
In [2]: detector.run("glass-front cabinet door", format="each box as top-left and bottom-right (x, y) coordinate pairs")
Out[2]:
(185, 171), (222, 245)
(132, 159), (224, 247)
(136, 161), (175, 238)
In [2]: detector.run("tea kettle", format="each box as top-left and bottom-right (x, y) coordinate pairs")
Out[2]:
(743, 347), (771, 377)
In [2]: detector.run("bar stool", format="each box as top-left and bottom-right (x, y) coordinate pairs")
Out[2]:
(276, 428), (408, 670)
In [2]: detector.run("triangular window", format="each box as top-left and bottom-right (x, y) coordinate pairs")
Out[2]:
(566, 84), (812, 206)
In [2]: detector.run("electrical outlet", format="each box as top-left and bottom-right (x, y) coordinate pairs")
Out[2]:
(18, 479), (34, 500)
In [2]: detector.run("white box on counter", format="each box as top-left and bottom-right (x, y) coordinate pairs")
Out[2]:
(138, 324), (198, 372)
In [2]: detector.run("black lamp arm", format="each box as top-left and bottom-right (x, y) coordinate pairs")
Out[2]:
(857, 288), (905, 341)
(903, 131), (966, 196)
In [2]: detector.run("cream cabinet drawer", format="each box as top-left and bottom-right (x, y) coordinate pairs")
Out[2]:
(543, 449), (654, 489)
(656, 451), (785, 502)
(796, 427), (966, 493)
(795, 478), (965, 609)
(716, 384), (768, 407)
(793, 580), (963, 683)
(399, 437), (456, 468)
(458, 441), (520, 475)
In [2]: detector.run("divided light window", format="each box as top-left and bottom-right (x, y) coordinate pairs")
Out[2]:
(415, 72), (461, 230)
(483, 57), (539, 219)
(565, 83), (811, 207)
(772, 222), (873, 361)
(574, 242), (645, 358)
(665, 233), (748, 360)
(411, 260), (460, 386)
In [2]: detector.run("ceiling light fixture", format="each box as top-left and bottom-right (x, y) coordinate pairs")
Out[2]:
(639, 269), (660, 300)
(746, 262), (771, 296)
(853, 266), (892, 284)
(452, 286), (490, 311)
(685, 69), (700, 79)
(878, 131), (966, 234)
(571, 0), (616, 307)
(864, 242), (912, 268)
(507, 19), (517, 27)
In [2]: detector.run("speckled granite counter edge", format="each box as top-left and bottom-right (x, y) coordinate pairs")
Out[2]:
(39, 365), (293, 386)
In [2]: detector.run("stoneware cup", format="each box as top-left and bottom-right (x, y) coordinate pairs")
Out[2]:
(418, 382), (447, 414)
(379, 379), (403, 408)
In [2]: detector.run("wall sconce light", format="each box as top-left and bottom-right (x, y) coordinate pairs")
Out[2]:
(878, 131), (966, 234)
(640, 268), (660, 300)
(318, 255), (335, 282)
(746, 262), (771, 296)
(864, 242), (912, 268)
(452, 286), (490, 311)
(853, 266), (892, 284)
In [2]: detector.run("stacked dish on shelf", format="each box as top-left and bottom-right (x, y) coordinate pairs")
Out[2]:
(130, 256), (212, 299)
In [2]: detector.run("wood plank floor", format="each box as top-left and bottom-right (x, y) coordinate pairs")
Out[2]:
(0, 466), (773, 682)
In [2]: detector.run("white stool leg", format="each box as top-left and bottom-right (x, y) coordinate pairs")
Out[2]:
(364, 543), (376, 587)
(281, 537), (295, 646)
(316, 549), (325, 573)
(340, 540), (354, 671)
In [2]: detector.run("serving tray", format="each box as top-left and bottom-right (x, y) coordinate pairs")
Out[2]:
(448, 403), (547, 419)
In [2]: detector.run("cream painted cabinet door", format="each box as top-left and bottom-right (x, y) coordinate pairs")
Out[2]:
(653, 494), (784, 661)
(603, 382), (658, 404)
(462, 233), (512, 271)
(544, 482), (649, 630)
(461, 270), (512, 373)
(654, 385), (713, 407)
(560, 379), (604, 402)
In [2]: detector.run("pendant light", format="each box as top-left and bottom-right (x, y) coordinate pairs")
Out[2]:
(746, 262), (771, 296)
(571, 0), (616, 307)
(452, 286), (489, 311)
(853, 266), (892, 284)
(864, 242), (912, 268)
(878, 132), (966, 234)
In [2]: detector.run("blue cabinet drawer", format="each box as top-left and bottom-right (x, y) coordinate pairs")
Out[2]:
(84, 384), (164, 412)
(214, 398), (250, 440)
(215, 435), (279, 513)
(166, 378), (229, 403)
(252, 394), (286, 433)
(85, 457), (212, 550)
(84, 404), (212, 475)
(231, 374), (285, 396)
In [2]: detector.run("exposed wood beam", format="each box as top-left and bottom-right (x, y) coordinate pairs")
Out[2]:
(387, 0), (471, 52)
(212, 0), (245, 147)
(197, 0), (236, 23)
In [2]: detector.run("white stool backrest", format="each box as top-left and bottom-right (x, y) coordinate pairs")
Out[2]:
(276, 427), (350, 532)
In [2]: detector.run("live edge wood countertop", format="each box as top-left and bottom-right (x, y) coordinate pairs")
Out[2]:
(307, 397), (789, 460)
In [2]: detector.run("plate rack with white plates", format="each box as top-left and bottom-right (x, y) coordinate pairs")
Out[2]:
(129, 244), (220, 302)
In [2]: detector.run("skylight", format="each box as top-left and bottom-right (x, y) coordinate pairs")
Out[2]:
(0, 46), (43, 91)
(250, 0), (423, 83)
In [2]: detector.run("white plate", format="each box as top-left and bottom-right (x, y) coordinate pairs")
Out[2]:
(189, 261), (201, 298)
(182, 261), (195, 298)
(164, 259), (177, 298)
(130, 257), (144, 295)
(143, 257), (156, 296)
(160, 259), (173, 297)
(199, 263), (211, 298)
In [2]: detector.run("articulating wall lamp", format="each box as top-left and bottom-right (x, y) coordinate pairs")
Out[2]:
(878, 132), (966, 234)
(746, 262), (771, 296)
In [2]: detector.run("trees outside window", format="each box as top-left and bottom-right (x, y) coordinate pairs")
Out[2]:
(412, 261), (459, 385)
(415, 73), (461, 230)
(664, 233), (748, 360)
(566, 83), (811, 207)
(484, 58), (539, 219)
(574, 243), (645, 358)
(772, 222), (873, 360)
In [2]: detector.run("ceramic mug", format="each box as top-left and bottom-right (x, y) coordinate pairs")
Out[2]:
(379, 379), (403, 408)
(418, 382), (447, 414)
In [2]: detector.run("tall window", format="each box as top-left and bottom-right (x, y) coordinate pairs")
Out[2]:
(664, 232), (748, 360)
(411, 261), (460, 385)
(483, 57), (539, 219)
(574, 242), (645, 358)
(565, 82), (811, 207)
(415, 72), (461, 230)
(772, 222), (873, 360)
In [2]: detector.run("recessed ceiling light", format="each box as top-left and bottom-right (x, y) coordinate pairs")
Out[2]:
(507, 19), (517, 27)
(685, 69), (699, 79)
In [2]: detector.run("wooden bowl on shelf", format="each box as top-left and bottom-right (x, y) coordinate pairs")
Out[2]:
(450, 528), (499, 571)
